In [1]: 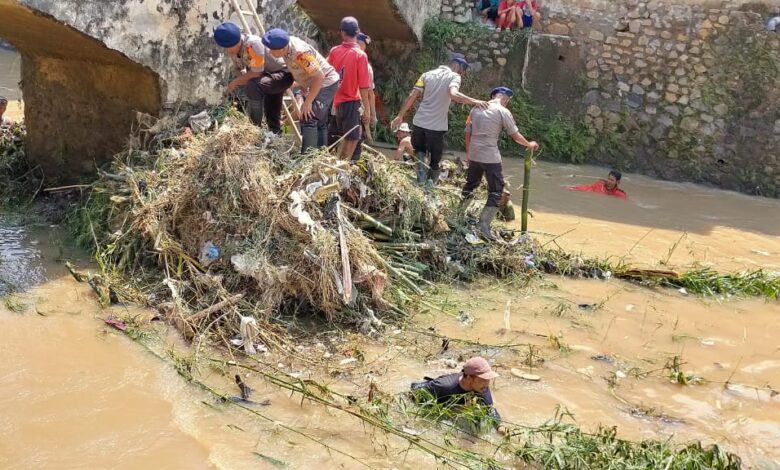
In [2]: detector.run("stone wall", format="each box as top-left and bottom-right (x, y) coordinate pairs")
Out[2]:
(435, 0), (780, 197)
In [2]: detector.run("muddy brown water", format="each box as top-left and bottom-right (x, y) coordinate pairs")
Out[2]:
(3, 56), (780, 466)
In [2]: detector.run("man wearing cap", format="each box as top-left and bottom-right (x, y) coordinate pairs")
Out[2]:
(411, 356), (502, 424)
(213, 22), (293, 134)
(394, 123), (415, 161)
(462, 86), (538, 241)
(262, 28), (340, 153)
(327, 17), (372, 161)
(357, 33), (378, 130)
(391, 58), (487, 185)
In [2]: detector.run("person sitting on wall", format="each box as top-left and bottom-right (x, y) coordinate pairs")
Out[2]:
(0, 96), (14, 126)
(394, 122), (415, 161)
(518, 0), (542, 29)
(213, 22), (293, 134)
(410, 356), (505, 432)
(478, 0), (501, 27)
(497, 0), (523, 31)
(567, 170), (628, 200)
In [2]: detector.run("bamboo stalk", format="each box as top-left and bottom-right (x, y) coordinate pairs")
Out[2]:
(343, 205), (394, 237)
(521, 148), (534, 233)
(189, 294), (244, 323)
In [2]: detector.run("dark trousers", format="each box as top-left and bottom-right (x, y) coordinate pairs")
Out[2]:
(461, 161), (505, 207)
(411, 125), (446, 173)
(300, 82), (338, 151)
(245, 71), (294, 133)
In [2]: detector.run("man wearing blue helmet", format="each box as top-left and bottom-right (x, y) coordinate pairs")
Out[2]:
(262, 28), (340, 153)
(462, 86), (539, 241)
(391, 57), (488, 185)
(213, 22), (293, 134)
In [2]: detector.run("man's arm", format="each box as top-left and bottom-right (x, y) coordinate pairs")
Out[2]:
(449, 86), (488, 109)
(360, 88), (372, 124)
(228, 71), (263, 94)
(509, 131), (539, 150)
(301, 70), (325, 120)
(391, 88), (422, 130)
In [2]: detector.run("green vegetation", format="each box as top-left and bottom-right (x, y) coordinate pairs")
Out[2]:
(0, 123), (40, 207)
(663, 268), (780, 300)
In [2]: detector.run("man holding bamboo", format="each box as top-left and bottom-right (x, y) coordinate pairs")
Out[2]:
(462, 87), (538, 241)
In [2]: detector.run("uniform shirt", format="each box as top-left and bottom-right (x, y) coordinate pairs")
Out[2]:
(412, 66), (462, 132)
(284, 36), (339, 89)
(327, 42), (371, 107)
(411, 372), (501, 421)
(465, 100), (519, 164)
(572, 180), (628, 200)
(229, 34), (287, 74)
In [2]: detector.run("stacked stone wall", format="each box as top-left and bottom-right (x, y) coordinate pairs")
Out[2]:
(436, 0), (780, 196)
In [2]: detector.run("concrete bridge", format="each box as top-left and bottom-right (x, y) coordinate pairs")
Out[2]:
(0, 0), (434, 183)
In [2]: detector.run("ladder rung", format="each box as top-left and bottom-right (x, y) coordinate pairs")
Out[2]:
(240, 9), (255, 15)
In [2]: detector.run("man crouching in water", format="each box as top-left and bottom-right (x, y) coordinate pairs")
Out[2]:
(411, 356), (506, 433)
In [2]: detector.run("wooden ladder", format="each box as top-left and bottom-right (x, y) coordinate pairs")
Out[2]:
(227, 0), (302, 144)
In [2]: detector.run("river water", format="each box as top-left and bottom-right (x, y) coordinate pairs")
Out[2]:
(2, 49), (780, 468)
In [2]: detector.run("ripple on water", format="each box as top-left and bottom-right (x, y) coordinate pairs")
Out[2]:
(0, 221), (46, 295)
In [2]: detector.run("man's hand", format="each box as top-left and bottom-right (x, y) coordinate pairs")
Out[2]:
(527, 141), (540, 151)
(474, 100), (490, 110)
(227, 79), (241, 95)
(361, 111), (371, 125)
(390, 115), (403, 131)
(300, 101), (315, 121)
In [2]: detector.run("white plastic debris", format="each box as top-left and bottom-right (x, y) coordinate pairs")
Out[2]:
(289, 191), (318, 232)
(188, 110), (213, 134)
(239, 316), (260, 355)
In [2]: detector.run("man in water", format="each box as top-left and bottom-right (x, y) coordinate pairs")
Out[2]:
(262, 28), (340, 153)
(461, 86), (539, 241)
(0, 96), (13, 126)
(394, 122), (415, 161)
(213, 22), (293, 133)
(327, 17), (372, 161)
(411, 356), (502, 425)
(568, 170), (628, 200)
(391, 57), (487, 185)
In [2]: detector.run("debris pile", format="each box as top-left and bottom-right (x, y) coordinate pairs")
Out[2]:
(0, 123), (39, 205)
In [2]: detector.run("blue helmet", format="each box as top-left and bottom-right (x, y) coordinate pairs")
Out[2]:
(491, 86), (514, 98)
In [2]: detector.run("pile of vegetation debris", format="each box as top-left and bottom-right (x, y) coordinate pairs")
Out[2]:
(0, 122), (41, 207)
(65, 109), (779, 350)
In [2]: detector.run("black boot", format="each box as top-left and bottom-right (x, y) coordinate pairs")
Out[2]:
(246, 99), (264, 127)
(301, 126), (318, 154)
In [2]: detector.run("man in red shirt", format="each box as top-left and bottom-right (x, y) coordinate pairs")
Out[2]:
(568, 170), (628, 200)
(327, 17), (372, 161)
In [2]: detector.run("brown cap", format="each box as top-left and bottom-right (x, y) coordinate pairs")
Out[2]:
(463, 357), (499, 380)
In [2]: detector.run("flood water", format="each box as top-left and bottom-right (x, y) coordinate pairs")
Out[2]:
(2, 56), (780, 467)
(0, 48), (23, 120)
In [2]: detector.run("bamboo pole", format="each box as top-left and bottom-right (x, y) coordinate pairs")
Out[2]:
(521, 147), (534, 233)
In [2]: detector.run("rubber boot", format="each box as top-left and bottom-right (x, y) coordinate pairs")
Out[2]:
(416, 151), (428, 184)
(429, 169), (441, 186)
(478, 206), (500, 241)
(246, 99), (264, 127)
(300, 126), (318, 154)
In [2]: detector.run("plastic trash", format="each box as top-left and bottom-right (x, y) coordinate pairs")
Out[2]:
(104, 316), (127, 331)
(189, 110), (213, 134)
(199, 241), (220, 266)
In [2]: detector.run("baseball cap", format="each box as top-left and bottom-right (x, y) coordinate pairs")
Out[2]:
(213, 22), (242, 48)
(451, 57), (470, 70)
(463, 357), (499, 380)
(262, 28), (290, 50)
(491, 86), (514, 98)
(340, 16), (360, 37)
(357, 32), (372, 45)
(397, 123), (411, 132)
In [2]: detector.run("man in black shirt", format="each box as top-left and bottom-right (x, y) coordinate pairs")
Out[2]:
(411, 356), (502, 423)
